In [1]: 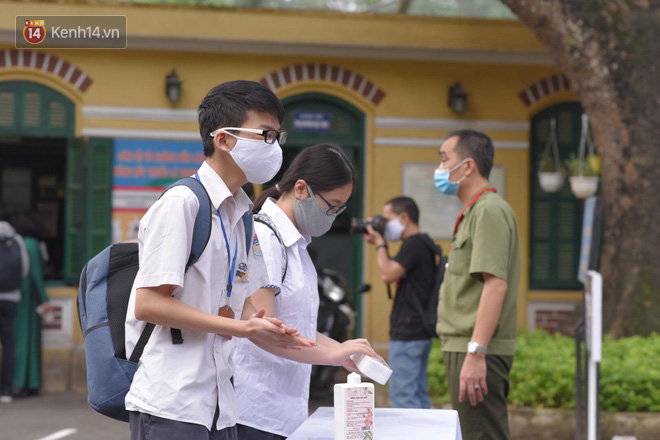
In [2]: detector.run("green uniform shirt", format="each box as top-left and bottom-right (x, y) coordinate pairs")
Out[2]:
(437, 190), (521, 355)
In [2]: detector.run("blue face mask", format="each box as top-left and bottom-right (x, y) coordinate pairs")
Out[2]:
(434, 159), (468, 195)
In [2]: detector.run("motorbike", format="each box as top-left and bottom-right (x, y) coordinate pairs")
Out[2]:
(310, 268), (371, 402)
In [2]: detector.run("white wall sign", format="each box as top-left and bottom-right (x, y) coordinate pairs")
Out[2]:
(402, 163), (506, 239)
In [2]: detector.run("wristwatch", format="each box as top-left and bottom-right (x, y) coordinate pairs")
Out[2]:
(467, 341), (488, 355)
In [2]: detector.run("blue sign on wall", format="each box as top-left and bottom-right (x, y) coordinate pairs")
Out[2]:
(113, 138), (205, 187)
(293, 110), (331, 133)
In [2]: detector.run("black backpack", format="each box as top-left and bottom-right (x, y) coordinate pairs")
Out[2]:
(0, 234), (23, 292)
(410, 234), (446, 339)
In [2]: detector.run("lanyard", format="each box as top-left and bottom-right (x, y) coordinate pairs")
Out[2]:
(195, 174), (238, 297)
(453, 187), (496, 236)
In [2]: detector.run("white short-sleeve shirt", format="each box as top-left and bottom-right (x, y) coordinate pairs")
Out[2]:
(124, 161), (270, 431)
(233, 198), (319, 437)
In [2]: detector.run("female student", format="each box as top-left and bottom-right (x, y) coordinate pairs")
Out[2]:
(233, 144), (376, 439)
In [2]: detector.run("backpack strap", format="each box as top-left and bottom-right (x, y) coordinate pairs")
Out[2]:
(408, 234), (444, 339)
(160, 177), (213, 271)
(254, 212), (288, 283)
(129, 323), (155, 363)
(416, 234), (446, 304)
(418, 233), (442, 257)
(157, 177), (213, 345)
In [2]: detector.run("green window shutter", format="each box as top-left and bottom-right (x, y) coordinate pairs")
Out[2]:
(0, 91), (16, 129)
(65, 137), (86, 284)
(86, 138), (113, 258)
(529, 102), (584, 290)
(23, 91), (41, 128)
(0, 81), (74, 137)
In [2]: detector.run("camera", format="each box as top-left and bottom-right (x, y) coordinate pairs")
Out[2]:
(350, 215), (387, 235)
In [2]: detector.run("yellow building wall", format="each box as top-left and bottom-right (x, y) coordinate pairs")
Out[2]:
(0, 3), (583, 352)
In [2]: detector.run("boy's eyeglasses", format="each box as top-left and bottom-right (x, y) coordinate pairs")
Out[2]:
(210, 127), (288, 145)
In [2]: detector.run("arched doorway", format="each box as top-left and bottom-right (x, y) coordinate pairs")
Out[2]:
(0, 81), (112, 284)
(277, 92), (366, 335)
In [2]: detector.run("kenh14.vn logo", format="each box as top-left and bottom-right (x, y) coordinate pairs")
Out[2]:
(23, 20), (46, 44)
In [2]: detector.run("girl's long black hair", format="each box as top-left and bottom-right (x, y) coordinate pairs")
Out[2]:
(253, 144), (357, 211)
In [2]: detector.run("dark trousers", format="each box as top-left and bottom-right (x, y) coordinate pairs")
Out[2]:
(236, 424), (286, 440)
(0, 300), (17, 396)
(130, 410), (237, 440)
(444, 351), (513, 440)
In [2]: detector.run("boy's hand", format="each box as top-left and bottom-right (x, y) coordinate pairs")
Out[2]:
(246, 309), (314, 349)
(260, 314), (301, 337)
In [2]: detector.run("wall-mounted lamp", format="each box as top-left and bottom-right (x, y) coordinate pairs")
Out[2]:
(166, 69), (182, 104)
(448, 81), (468, 115)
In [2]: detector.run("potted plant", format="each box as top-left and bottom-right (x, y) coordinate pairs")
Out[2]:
(538, 158), (565, 193)
(567, 113), (601, 199)
(565, 153), (600, 198)
(537, 118), (565, 193)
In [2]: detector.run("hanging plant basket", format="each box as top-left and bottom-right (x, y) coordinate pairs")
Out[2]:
(538, 171), (565, 193)
(565, 114), (601, 199)
(569, 176), (599, 199)
(537, 118), (564, 193)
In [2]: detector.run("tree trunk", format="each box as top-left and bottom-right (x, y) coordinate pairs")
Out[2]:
(499, 0), (660, 337)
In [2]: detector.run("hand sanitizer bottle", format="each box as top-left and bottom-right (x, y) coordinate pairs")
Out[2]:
(334, 372), (375, 440)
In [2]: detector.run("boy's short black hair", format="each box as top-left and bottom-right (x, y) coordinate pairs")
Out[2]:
(385, 196), (420, 225)
(198, 80), (285, 157)
(445, 129), (494, 179)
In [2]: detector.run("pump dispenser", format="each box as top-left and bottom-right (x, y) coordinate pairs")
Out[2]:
(334, 372), (375, 439)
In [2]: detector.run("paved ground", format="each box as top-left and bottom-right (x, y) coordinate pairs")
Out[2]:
(0, 392), (129, 440)
(0, 391), (337, 440)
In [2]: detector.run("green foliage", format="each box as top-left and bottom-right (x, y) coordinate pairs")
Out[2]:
(537, 157), (559, 173)
(427, 331), (660, 412)
(600, 333), (660, 412)
(563, 153), (600, 177)
(427, 340), (450, 406)
(508, 330), (576, 409)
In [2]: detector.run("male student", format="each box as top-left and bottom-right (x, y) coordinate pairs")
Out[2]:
(124, 81), (314, 440)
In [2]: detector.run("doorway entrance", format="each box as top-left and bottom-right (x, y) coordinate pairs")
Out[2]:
(0, 81), (75, 281)
(0, 137), (66, 280)
(277, 93), (366, 335)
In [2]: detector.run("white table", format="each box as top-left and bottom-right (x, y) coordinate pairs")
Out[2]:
(288, 407), (462, 440)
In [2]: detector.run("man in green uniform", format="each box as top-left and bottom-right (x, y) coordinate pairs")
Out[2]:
(433, 129), (521, 440)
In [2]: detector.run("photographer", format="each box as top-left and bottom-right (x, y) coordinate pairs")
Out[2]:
(362, 196), (436, 409)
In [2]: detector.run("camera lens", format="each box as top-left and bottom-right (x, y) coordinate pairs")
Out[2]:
(350, 216), (387, 235)
(350, 218), (369, 235)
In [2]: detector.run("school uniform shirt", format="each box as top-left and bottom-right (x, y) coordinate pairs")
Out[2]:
(233, 198), (319, 437)
(124, 161), (272, 431)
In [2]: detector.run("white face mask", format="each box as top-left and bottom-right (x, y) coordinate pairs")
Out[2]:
(384, 215), (406, 242)
(224, 131), (283, 184)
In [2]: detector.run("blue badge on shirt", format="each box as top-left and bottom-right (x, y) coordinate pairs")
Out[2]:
(253, 234), (262, 256)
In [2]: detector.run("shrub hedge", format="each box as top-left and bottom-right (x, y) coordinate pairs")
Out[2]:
(427, 331), (660, 412)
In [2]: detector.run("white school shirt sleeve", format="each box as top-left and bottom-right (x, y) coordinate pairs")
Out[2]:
(134, 187), (198, 290)
(252, 222), (285, 293)
(247, 224), (279, 297)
